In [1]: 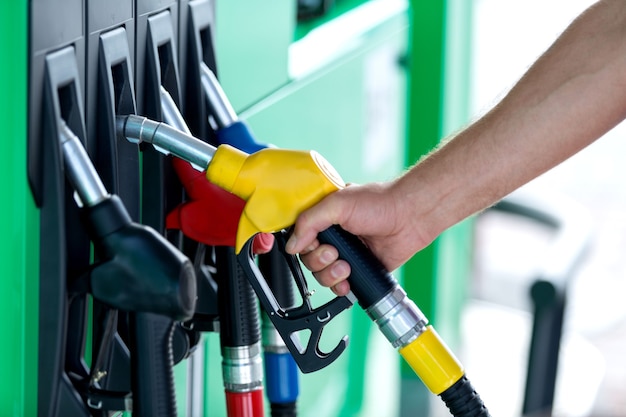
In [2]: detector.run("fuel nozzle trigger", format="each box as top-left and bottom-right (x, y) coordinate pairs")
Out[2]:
(237, 229), (354, 374)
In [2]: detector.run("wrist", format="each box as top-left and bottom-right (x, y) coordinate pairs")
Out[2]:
(388, 174), (441, 252)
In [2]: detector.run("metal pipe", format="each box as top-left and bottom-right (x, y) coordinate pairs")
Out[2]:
(116, 114), (216, 171)
(160, 86), (191, 135)
(200, 62), (237, 129)
(58, 121), (109, 207)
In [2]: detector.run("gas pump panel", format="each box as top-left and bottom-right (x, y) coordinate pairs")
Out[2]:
(23, 1), (413, 416)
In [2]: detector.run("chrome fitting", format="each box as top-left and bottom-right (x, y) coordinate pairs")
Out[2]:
(221, 342), (264, 392)
(262, 320), (290, 354)
(366, 286), (428, 348)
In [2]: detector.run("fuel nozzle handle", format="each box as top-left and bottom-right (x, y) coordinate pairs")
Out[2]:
(318, 226), (397, 309)
(60, 121), (196, 320)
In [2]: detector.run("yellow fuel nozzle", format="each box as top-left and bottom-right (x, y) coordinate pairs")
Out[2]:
(206, 144), (345, 252)
(115, 113), (344, 251)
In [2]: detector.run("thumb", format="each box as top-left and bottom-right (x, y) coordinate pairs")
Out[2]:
(285, 194), (345, 254)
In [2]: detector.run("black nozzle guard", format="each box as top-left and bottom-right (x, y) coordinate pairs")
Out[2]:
(237, 230), (353, 373)
(80, 195), (196, 320)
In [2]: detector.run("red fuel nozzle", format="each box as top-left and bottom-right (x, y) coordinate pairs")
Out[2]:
(166, 157), (274, 254)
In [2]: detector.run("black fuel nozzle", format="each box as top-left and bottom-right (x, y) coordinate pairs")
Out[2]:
(60, 121), (196, 320)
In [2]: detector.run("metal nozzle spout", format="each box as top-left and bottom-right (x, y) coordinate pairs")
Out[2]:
(116, 114), (217, 171)
(160, 86), (191, 134)
(58, 121), (109, 207)
(200, 62), (237, 129)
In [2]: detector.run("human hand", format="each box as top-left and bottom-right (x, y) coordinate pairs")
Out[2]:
(285, 182), (429, 296)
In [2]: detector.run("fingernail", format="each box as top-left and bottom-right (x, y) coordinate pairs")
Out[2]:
(332, 281), (350, 297)
(320, 249), (334, 265)
(285, 236), (297, 253)
(331, 262), (349, 279)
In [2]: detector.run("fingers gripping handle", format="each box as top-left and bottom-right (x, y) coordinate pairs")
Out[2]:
(317, 226), (396, 309)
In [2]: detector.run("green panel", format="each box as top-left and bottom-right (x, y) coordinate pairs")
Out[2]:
(203, 333), (227, 416)
(174, 358), (189, 416)
(441, 0), (473, 138)
(0, 1), (39, 416)
(240, 6), (408, 183)
(213, 0), (295, 112)
(402, 0), (474, 380)
(434, 0), (474, 348)
(403, 0), (447, 328)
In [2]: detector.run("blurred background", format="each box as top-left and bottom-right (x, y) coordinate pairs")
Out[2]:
(467, 1), (626, 416)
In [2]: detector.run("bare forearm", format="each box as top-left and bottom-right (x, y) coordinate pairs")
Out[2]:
(288, 0), (626, 289)
(395, 0), (626, 244)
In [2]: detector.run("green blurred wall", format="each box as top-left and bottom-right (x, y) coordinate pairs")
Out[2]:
(0, 1), (39, 416)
